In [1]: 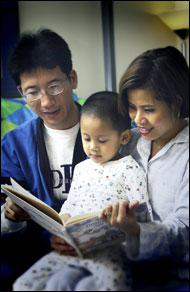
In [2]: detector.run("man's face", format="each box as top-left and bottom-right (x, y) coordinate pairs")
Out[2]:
(19, 66), (79, 130)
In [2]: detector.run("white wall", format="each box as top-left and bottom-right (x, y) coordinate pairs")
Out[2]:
(18, 1), (189, 98)
(18, 1), (105, 99)
(114, 2), (189, 89)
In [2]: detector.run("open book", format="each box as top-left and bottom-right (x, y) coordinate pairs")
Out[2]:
(2, 178), (128, 258)
(2, 178), (152, 257)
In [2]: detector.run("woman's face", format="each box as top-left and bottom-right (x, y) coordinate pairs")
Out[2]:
(127, 89), (178, 143)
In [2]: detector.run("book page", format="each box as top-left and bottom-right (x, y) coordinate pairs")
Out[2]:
(66, 212), (100, 225)
(8, 178), (63, 224)
(2, 185), (83, 256)
(2, 186), (63, 230)
(66, 215), (125, 255)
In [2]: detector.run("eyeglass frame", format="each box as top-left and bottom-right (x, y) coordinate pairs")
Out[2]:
(18, 78), (68, 102)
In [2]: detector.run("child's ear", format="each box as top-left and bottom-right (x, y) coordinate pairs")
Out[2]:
(120, 129), (131, 145)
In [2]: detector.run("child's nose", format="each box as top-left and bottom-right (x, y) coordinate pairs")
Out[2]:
(90, 141), (99, 151)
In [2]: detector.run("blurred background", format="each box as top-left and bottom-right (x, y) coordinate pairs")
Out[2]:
(1, 1), (189, 99)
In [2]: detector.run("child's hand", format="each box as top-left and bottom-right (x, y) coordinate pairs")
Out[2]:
(99, 201), (140, 236)
(50, 235), (78, 256)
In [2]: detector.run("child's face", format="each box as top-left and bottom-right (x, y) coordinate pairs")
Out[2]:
(80, 115), (127, 164)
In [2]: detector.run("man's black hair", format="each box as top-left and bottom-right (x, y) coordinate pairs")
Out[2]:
(8, 28), (72, 86)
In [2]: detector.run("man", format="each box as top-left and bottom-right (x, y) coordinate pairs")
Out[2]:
(1, 28), (86, 289)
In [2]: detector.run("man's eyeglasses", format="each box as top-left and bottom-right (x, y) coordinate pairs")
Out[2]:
(19, 79), (68, 102)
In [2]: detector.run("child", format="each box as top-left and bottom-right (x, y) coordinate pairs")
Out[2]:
(13, 91), (152, 291)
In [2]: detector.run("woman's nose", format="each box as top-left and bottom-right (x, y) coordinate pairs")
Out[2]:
(133, 111), (147, 125)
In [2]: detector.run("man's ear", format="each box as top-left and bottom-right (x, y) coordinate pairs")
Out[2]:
(17, 86), (28, 103)
(17, 86), (22, 96)
(120, 129), (131, 145)
(70, 70), (78, 89)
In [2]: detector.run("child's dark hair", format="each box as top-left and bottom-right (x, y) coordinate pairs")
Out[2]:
(80, 91), (131, 132)
(8, 28), (72, 86)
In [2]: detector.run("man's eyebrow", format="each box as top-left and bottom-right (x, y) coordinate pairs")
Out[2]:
(24, 79), (63, 91)
(25, 85), (38, 91)
(47, 78), (63, 85)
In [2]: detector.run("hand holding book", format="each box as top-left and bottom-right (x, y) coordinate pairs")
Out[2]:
(100, 200), (141, 236)
(4, 196), (30, 222)
(50, 235), (78, 256)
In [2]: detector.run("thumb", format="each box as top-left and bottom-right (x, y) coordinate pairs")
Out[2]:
(129, 200), (139, 210)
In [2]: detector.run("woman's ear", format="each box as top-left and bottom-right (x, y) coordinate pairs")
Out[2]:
(176, 95), (183, 117)
(120, 129), (131, 145)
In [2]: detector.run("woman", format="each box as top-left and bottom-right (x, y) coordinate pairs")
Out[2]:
(101, 46), (189, 289)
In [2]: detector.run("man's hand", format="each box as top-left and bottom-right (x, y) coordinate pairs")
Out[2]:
(4, 197), (30, 222)
(99, 200), (140, 236)
(50, 235), (78, 256)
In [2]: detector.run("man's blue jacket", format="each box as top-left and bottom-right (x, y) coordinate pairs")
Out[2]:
(1, 103), (86, 212)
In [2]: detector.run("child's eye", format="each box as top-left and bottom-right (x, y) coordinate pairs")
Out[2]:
(99, 140), (108, 144)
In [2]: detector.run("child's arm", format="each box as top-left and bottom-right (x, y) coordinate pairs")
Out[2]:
(99, 200), (140, 236)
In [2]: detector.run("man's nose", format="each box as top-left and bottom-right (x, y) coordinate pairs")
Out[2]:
(40, 92), (56, 107)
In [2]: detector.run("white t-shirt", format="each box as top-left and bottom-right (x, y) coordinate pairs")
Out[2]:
(44, 123), (79, 200)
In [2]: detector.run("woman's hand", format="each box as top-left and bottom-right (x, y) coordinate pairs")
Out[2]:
(50, 235), (78, 256)
(4, 197), (30, 222)
(99, 200), (140, 236)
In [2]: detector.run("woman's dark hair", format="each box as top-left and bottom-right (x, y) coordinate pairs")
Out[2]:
(80, 91), (131, 132)
(8, 28), (72, 86)
(118, 46), (189, 118)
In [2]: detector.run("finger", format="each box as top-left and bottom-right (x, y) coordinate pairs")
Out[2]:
(127, 200), (139, 218)
(51, 242), (75, 251)
(129, 200), (139, 209)
(118, 201), (129, 218)
(104, 205), (113, 222)
(4, 210), (28, 222)
(50, 236), (75, 251)
(4, 204), (15, 216)
(99, 209), (106, 220)
(99, 206), (112, 221)
(110, 202), (119, 224)
(5, 197), (28, 216)
(59, 250), (78, 256)
(50, 235), (66, 244)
